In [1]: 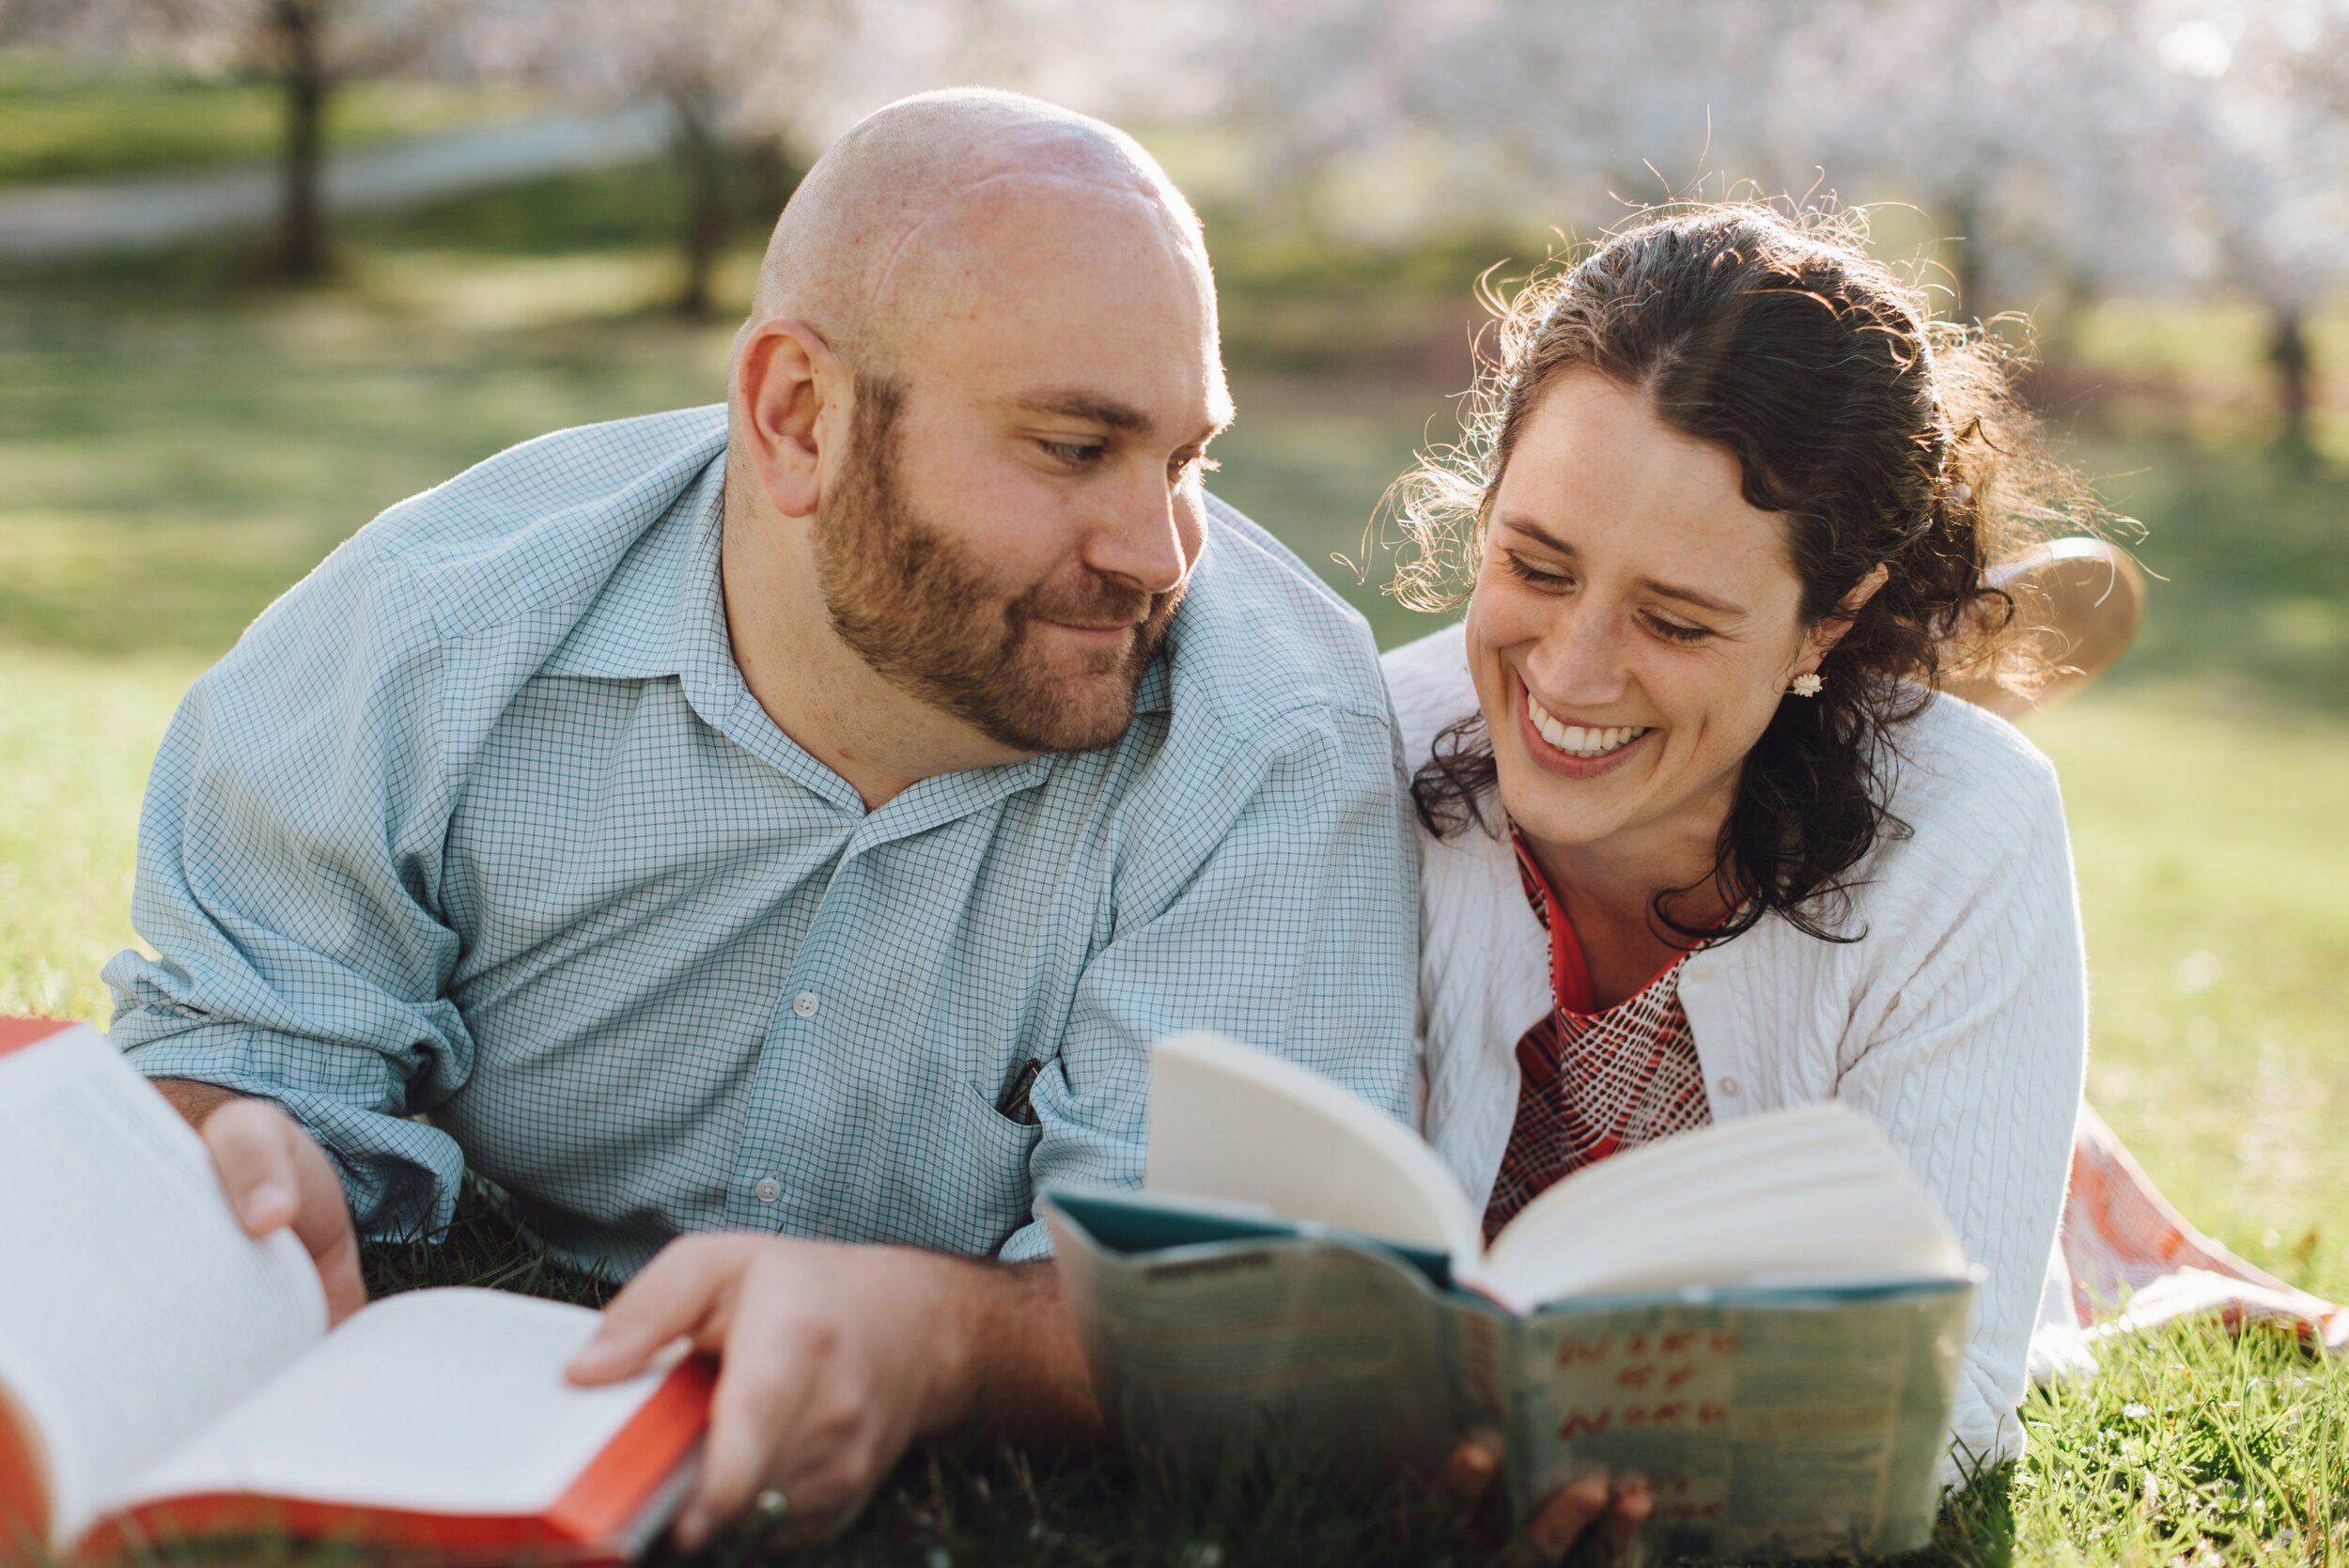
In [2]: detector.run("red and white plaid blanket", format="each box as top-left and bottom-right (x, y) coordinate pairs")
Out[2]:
(2060, 1102), (2348, 1355)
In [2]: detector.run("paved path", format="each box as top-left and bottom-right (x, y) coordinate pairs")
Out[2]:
(0, 103), (672, 259)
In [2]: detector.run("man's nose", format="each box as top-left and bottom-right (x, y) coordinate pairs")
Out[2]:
(1082, 466), (1195, 598)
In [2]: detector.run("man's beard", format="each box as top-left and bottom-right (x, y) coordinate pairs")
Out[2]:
(810, 375), (1185, 755)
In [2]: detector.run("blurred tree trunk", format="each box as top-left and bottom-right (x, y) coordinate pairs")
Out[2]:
(2270, 305), (2313, 458)
(1945, 191), (1985, 325)
(740, 133), (801, 241)
(267, 0), (333, 281)
(668, 88), (727, 317)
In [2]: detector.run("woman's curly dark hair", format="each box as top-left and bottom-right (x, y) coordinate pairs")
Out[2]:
(1392, 203), (2104, 945)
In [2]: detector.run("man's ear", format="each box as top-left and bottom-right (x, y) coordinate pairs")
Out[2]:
(734, 318), (844, 520)
(1802, 563), (1891, 662)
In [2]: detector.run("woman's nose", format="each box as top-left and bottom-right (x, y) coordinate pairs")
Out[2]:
(1527, 601), (1631, 705)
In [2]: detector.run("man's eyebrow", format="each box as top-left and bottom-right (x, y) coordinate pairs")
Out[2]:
(1012, 391), (1153, 434)
(1499, 515), (1749, 619)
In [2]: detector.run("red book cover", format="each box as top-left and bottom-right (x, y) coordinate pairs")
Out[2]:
(0, 1017), (713, 1564)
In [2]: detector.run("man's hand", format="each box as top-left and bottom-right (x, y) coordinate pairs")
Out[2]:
(154, 1079), (367, 1326)
(566, 1234), (1097, 1549)
(1445, 1430), (1653, 1563)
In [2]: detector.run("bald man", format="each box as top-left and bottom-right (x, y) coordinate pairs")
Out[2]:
(102, 90), (1417, 1538)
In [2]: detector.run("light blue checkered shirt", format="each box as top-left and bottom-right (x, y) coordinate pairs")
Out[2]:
(102, 407), (1418, 1275)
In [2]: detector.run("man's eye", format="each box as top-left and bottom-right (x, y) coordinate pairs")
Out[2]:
(1038, 439), (1106, 467)
(1172, 452), (1220, 481)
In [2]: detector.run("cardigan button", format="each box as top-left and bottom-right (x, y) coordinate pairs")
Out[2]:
(1685, 959), (1714, 984)
(1717, 1075), (1741, 1098)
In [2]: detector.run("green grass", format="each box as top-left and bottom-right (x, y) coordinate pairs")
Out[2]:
(2082, 446), (2349, 715)
(0, 54), (544, 187)
(2029, 695), (2349, 1299)
(2015, 1321), (2349, 1564)
(6, 166), (2349, 1564)
(0, 649), (198, 1019)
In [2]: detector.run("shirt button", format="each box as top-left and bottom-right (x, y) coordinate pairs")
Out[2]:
(753, 1177), (782, 1203)
(1717, 1076), (1741, 1098)
(791, 992), (818, 1018)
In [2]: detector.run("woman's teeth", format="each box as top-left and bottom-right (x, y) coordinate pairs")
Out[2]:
(1526, 691), (1650, 758)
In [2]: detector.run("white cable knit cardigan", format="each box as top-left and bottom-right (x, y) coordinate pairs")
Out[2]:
(1383, 622), (2089, 1478)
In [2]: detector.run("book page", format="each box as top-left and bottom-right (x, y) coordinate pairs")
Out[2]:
(1145, 1032), (1481, 1261)
(1481, 1105), (1967, 1308)
(0, 1025), (328, 1550)
(117, 1289), (682, 1518)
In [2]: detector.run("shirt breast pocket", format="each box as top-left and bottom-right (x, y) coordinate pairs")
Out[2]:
(945, 1077), (1046, 1254)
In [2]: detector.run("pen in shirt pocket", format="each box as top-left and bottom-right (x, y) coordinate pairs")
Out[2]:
(997, 1058), (1044, 1126)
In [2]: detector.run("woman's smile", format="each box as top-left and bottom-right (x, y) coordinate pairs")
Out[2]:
(1468, 371), (1814, 860)
(1517, 678), (1655, 774)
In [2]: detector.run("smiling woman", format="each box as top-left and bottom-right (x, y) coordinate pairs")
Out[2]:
(1379, 204), (2107, 1537)
(1394, 206), (2096, 953)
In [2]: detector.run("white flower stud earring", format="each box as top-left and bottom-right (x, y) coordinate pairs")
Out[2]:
(1788, 672), (1824, 697)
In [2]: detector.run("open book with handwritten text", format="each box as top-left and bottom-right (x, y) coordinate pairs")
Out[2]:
(1046, 1032), (1975, 1560)
(0, 1019), (711, 1564)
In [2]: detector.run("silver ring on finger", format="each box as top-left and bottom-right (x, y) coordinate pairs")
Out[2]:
(754, 1486), (790, 1522)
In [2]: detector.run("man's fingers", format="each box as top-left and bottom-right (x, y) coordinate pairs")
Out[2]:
(1527, 1475), (1610, 1563)
(279, 1124), (366, 1324)
(200, 1097), (367, 1326)
(200, 1098), (303, 1235)
(569, 1236), (751, 1385)
(674, 1305), (817, 1549)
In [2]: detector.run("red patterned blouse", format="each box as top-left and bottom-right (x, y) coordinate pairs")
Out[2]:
(1481, 833), (1714, 1240)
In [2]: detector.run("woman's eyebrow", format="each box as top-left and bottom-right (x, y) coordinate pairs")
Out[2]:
(1640, 578), (1747, 618)
(1500, 515), (1579, 557)
(1500, 515), (1747, 618)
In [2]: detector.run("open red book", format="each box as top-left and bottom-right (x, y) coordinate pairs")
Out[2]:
(0, 1017), (712, 1563)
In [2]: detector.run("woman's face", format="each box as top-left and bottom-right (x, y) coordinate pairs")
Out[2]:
(1467, 370), (1841, 865)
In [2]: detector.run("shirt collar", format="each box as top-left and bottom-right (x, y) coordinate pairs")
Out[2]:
(538, 445), (732, 689)
(543, 448), (1177, 816)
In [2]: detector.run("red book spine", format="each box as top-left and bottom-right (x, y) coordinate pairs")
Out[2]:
(79, 1356), (717, 1564)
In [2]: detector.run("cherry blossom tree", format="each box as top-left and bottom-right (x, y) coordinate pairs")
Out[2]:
(1778, 0), (2347, 439)
(2155, 1), (2349, 451)
(1209, 0), (2348, 444)
(0, 0), (461, 278)
(460, 0), (1166, 314)
(454, 0), (841, 314)
(1210, 0), (1793, 241)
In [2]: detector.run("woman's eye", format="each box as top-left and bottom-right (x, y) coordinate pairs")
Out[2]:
(1647, 614), (1712, 644)
(1039, 439), (1106, 468)
(1503, 554), (1569, 588)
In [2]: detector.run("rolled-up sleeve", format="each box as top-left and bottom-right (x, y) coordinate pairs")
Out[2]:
(998, 705), (1419, 1262)
(103, 536), (474, 1239)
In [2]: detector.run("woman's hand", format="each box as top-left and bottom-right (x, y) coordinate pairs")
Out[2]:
(1444, 1430), (1653, 1563)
